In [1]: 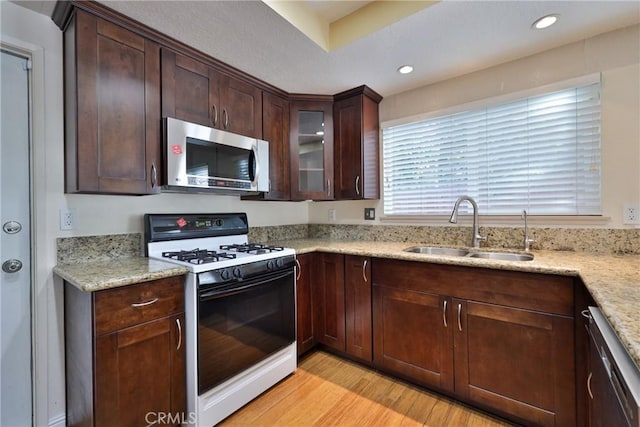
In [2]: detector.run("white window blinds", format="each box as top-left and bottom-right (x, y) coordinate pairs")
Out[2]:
(382, 83), (601, 216)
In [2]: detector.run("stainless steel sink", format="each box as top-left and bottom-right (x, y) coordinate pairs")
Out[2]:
(403, 246), (470, 256)
(467, 252), (534, 261)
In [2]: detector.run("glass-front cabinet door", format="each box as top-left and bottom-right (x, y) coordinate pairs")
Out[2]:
(290, 100), (333, 200)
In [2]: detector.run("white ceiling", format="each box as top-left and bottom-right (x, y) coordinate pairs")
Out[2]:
(16, 0), (640, 97)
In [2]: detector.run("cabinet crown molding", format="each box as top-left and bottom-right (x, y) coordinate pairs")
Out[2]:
(334, 85), (383, 103)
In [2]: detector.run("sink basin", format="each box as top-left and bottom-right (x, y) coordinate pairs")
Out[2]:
(468, 252), (534, 261)
(403, 246), (470, 257)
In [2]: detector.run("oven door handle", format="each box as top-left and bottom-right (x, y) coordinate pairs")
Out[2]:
(199, 270), (293, 301)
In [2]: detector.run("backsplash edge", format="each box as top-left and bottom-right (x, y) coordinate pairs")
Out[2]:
(55, 225), (640, 262)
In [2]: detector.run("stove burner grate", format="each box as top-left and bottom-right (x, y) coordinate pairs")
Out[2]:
(162, 249), (236, 265)
(219, 243), (285, 255)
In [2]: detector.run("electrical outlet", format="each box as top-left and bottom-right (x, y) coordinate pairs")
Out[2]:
(60, 208), (76, 230)
(623, 204), (640, 225)
(328, 209), (336, 222)
(364, 208), (375, 220)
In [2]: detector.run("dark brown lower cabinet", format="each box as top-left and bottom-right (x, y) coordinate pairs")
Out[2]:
(313, 253), (346, 351)
(296, 253), (315, 356)
(344, 255), (372, 362)
(453, 299), (575, 426)
(373, 286), (453, 389)
(65, 276), (186, 427)
(300, 252), (374, 359)
(372, 258), (576, 427)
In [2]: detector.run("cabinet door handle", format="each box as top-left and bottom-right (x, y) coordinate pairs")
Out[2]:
(212, 105), (218, 127)
(443, 300), (448, 328)
(362, 259), (368, 282)
(131, 297), (158, 308)
(327, 179), (331, 197)
(587, 372), (593, 399)
(150, 163), (157, 188)
(223, 108), (229, 129)
(176, 318), (182, 351)
(295, 258), (301, 281)
(355, 175), (360, 196)
(457, 303), (462, 332)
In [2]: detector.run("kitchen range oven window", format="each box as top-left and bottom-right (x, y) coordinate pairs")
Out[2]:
(197, 267), (295, 394)
(382, 76), (602, 217)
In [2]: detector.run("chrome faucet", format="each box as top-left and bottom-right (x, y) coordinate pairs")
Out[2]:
(521, 209), (536, 252)
(449, 196), (486, 248)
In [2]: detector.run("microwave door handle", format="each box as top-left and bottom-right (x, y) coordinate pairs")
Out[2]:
(250, 146), (259, 184)
(199, 270), (293, 301)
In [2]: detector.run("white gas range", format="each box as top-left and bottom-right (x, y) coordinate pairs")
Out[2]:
(145, 213), (297, 426)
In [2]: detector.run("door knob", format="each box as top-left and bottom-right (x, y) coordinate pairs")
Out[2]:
(3, 221), (22, 234)
(2, 259), (23, 273)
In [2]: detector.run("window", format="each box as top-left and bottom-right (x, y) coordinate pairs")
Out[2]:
(382, 82), (601, 216)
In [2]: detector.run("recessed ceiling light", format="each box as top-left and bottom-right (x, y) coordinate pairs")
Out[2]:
(397, 65), (414, 74)
(532, 14), (558, 30)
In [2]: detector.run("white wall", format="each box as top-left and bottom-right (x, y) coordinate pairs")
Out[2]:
(1, 3), (308, 425)
(310, 24), (640, 228)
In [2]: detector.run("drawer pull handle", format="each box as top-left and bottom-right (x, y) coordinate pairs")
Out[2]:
(176, 318), (182, 351)
(587, 372), (593, 399)
(443, 300), (448, 328)
(457, 303), (462, 332)
(131, 298), (158, 308)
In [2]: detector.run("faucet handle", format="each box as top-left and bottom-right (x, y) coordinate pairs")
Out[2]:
(524, 237), (536, 252)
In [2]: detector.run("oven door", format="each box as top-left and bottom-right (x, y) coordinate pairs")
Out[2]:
(197, 268), (295, 395)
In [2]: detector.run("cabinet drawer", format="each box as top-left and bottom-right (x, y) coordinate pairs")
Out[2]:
(94, 276), (185, 335)
(372, 258), (574, 316)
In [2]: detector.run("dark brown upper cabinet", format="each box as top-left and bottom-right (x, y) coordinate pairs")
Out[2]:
(161, 49), (262, 139)
(243, 92), (290, 200)
(333, 86), (382, 200)
(54, 2), (382, 199)
(289, 98), (334, 201)
(62, 8), (161, 195)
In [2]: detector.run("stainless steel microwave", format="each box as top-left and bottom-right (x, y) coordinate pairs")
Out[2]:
(163, 117), (269, 194)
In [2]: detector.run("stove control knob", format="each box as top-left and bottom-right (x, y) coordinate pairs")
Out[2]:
(220, 269), (230, 281)
(276, 258), (284, 268)
(232, 267), (242, 279)
(266, 260), (275, 270)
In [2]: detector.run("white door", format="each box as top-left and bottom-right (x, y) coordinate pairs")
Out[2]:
(0, 49), (33, 427)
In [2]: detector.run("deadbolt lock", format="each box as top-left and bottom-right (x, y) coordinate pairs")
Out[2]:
(2, 259), (23, 273)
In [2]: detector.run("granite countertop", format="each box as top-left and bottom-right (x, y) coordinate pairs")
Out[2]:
(54, 257), (189, 292)
(273, 238), (640, 369)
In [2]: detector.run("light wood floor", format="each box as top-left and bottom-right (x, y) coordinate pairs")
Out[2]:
(220, 351), (514, 427)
